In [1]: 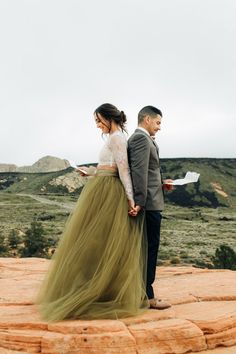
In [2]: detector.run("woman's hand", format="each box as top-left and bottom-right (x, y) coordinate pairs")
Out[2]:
(128, 200), (142, 217)
(75, 166), (89, 177)
(128, 200), (137, 216)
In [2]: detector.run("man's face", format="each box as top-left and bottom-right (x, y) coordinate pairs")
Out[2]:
(145, 114), (162, 136)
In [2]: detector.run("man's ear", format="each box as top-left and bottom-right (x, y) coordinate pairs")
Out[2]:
(144, 115), (150, 125)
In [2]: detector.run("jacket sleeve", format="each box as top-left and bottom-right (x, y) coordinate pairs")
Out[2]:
(128, 134), (150, 207)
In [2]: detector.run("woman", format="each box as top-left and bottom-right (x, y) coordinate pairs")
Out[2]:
(36, 103), (148, 321)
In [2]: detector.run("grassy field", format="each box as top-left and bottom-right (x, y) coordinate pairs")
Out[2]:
(160, 204), (236, 266)
(0, 193), (71, 243)
(0, 191), (235, 266)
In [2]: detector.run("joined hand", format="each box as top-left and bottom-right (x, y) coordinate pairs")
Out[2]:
(128, 204), (142, 217)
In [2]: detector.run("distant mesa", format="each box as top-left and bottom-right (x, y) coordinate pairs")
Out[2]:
(0, 163), (17, 173)
(0, 156), (71, 173)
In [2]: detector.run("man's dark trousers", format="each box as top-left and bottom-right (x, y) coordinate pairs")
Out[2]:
(145, 210), (162, 299)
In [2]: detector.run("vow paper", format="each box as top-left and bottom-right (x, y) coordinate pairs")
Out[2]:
(171, 171), (200, 185)
(68, 160), (78, 169)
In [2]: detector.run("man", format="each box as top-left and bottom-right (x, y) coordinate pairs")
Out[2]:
(128, 105), (173, 310)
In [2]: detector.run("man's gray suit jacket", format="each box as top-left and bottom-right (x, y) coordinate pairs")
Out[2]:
(128, 129), (164, 211)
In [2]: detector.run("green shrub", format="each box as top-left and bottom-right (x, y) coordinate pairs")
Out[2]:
(8, 229), (22, 249)
(0, 231), (9, 255)
(212, 244), (236, 270)
(37, 213), (55, 221)
(170, 256), (181, 264)
(180, 251), (189, 259)
(158, 250), (171, 260)
(21, 220), (49, 258)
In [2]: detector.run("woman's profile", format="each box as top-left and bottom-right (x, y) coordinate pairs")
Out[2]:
(36, 103), (148, 321)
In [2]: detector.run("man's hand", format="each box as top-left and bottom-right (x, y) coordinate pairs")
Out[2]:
(163, 179), (174, 191)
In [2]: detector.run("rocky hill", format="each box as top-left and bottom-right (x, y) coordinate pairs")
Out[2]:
(0, 164), (17, 172)
(0, 157), (235, 208)
(0, 258), (236, 353)
(0, 156), (70, 173)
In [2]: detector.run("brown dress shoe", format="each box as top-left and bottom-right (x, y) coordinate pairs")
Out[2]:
(149, 298), (171, 310)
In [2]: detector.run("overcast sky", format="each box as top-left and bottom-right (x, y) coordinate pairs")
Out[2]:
(0, 0), (235, 166)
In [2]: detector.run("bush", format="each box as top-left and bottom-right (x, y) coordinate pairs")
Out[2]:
(0, 231), (9, 255)
(194, 259), (214, 269)
(37, 213), (55, 221)
(180, 251), (189, 259)
(158, 250), (171, 260)
(170, 256), (181, 264)
(8, 229), (22, 249)
(21, 220), (49, 258)
(212, 244), (236, 270)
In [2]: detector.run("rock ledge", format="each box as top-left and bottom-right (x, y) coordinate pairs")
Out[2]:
(0, 258), (236, 353)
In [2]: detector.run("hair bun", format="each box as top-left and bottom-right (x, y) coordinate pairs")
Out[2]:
(94, 103), (127, 133)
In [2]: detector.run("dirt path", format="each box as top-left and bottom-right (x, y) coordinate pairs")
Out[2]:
(17, 193), (75, 211)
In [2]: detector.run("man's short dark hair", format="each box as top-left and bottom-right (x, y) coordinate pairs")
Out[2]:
(138, 106), (162, 124)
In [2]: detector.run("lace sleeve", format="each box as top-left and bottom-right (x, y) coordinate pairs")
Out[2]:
(109, 133), (134, 202)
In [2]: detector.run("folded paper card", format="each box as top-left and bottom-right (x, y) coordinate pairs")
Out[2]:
(68, 160), (78, 169)
(68, 161), (97, 176)
(171, 171), (200, 186)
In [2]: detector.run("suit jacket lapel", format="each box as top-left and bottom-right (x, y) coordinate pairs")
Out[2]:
(134, 128), (159, 157)
(152, 139), (159, 157)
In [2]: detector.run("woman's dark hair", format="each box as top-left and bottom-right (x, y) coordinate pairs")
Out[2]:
(94, 103), (127, 133)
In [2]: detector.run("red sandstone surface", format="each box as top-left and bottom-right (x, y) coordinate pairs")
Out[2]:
(0, 258), (236, 353)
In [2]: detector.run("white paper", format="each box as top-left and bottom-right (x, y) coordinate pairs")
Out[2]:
(68, 160), (78, 169)
(171, 171), (200, 185)
(76, 168), (89, 175)
(68, 161), (90, 175)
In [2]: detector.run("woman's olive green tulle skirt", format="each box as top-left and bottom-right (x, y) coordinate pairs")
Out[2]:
(36, 170), (148, 321)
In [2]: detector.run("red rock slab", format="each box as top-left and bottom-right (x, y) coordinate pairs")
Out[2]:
(128, 318), (207, 354)
(0, 306), (47, 330)
(48, 319), (128, 334)
(0, 350), (27, 353)
(121, 308), (175, 326)
(174, 301), (236, 350)
(157, 266), (213, 277)
(0, 258), (49, 275)
(0, 278), (40, 306)
(174, 301), (236, 334)
(1, 258), (236, 353)
(0, 329), (44, 353)
(198, 345), (236, 353)
(155, 270), (236, 305)
(41, 330), (137, 354)
(206, 327), (236, 350)
(0, 259), (47, 306)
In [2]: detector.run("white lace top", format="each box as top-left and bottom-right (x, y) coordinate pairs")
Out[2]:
(98, 131), (134, 202)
